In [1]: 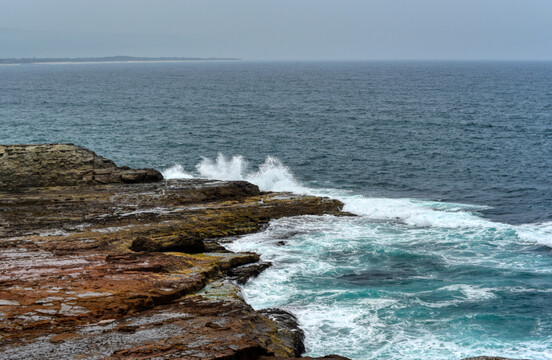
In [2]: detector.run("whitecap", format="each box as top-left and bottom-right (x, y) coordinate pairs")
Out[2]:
(516, 221), (552, 248)
(161, 164), (194, 179)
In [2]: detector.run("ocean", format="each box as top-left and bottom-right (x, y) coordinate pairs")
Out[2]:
(1, 60), (552, 359)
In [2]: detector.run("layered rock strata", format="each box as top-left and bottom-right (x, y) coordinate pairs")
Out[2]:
(0, 144), (347, 360)
(0, 144), (162, 190)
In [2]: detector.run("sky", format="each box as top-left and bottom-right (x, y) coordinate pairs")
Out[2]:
(0, 0), (551, 60)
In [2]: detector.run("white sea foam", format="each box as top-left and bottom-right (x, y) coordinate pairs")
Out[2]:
(340, 195), (495, 229)
(438, 284), (498, 301)
(295, 300), (396, 358)
(516, 221), (552, 247)
(161, 164), (194, 179)
(223, 190), (552, 359)
(163, 155), (497, 228)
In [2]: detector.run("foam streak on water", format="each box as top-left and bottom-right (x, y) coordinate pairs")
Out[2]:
(163, 154), (552, 360)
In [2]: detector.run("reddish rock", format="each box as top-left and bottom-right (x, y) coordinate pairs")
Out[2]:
(0, 145), (348, 359)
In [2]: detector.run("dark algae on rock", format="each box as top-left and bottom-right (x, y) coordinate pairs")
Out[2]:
(0, 144), (349, 360)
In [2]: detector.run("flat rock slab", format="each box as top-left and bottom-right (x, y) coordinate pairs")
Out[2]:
(2, 296), (271, 360)
(0, 249), (260, 344)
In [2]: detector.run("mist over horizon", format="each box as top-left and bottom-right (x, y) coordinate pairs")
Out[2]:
(1, 0), (552, 61)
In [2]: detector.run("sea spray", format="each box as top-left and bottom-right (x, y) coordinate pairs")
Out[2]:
(162, 164), (194, 179)
(195, 154), (248, 181)
(164, 153), (308, 193)
(246, 156), (310, 193)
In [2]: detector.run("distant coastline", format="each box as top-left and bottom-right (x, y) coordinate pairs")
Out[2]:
(0, 55), (241, 65)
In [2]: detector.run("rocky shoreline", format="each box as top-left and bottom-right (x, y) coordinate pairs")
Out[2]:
(0, 144), (349, 360)
(0, 144), (523, 360)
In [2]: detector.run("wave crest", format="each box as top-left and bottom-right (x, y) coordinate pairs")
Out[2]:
(246, 156), (308, 193)
(196, 154), (247, 181)
(163, 153), (306, 193)
(161, 153), (551, 248)
(161, 164), (194, 179)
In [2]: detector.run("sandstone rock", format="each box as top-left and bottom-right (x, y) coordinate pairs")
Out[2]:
(164, 234), (207, 253)
(130, 234), (206, 253)
(229, 261), (272, 284)
(0, 145), (349, 359)
(129, 236), (163, 252)
(0, 143), (162, 190)
(258, 308), (306, 357)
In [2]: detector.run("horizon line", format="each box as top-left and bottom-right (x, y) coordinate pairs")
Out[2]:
(2, 55), (552, 63)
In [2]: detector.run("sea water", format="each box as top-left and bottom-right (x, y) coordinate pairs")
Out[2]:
(1, 61), (552, 359)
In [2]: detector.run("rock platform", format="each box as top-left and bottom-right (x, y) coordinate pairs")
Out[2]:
(0, 144), (348, 360)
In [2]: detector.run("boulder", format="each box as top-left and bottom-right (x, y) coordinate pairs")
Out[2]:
(229, 261), (272, 284)
(258, 308), (306, 357)
(130, 236), (163, 252)
(131, 234), (206, 253)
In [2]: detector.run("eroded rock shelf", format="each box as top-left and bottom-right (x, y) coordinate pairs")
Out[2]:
(0, 144), (348, 360)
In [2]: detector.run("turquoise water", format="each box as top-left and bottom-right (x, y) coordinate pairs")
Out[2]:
(1, 61), (552, 359)
(227, 195), (552, 359)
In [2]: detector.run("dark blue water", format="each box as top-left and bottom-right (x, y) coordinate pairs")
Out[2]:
(1, 61), (551, 224)
(2, 61), (552, 359)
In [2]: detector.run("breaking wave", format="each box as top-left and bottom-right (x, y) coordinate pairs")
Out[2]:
(162, 154), (552, 248)
(161, 164), (194, 179)
(163, 153), (308, 193)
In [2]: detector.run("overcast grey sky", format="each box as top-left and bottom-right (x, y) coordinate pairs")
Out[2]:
(1, 0), (551, 60)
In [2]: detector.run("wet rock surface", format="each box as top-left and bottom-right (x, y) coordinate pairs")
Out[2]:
(228, 262), (273, 285)
(258, 308), (305, 357)
(0, 145), (348, 360)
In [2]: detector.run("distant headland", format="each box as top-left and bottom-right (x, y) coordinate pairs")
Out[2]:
(0, 55), (241, 65)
